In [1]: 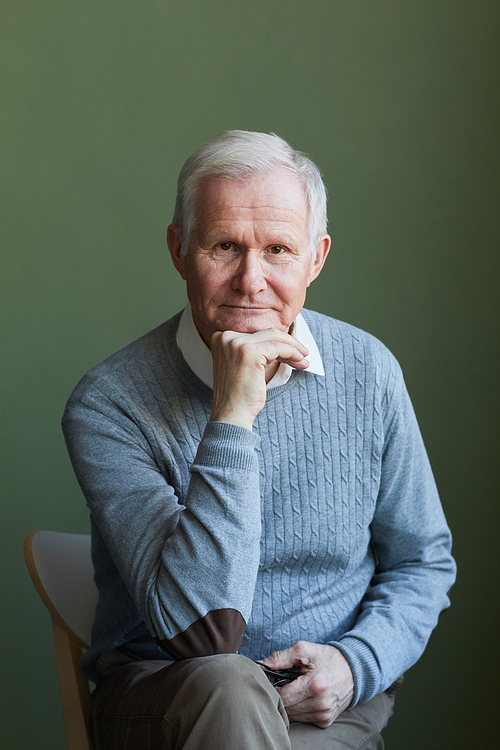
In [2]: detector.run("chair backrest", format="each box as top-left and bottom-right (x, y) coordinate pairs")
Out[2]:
(24, 530), (99, 750)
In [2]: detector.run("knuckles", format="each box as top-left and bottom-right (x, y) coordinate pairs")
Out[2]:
(218, 330), (237, 346)
(211, 328), (299, 364)
(311, 695), (332, 712)
(267, 327), (282, 339)
(237, 342), (254, 358)
(307, 674), (330, 700)
(315, 714), (335, 729)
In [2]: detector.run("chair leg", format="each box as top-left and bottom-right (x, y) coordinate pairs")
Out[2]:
(51, 618), (92, 750)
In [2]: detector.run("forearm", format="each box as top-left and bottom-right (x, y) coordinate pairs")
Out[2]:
(63, 397), (263, 659)
(148, 421), (263, 657)
(330, 541), (455, 705)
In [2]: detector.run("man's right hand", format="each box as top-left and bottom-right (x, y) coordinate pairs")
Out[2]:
(210, 328), (310, 430)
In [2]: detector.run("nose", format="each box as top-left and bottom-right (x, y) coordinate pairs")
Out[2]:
(231, 251), (267, 295)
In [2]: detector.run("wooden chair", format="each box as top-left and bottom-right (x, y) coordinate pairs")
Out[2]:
(24, 530), (98, 750)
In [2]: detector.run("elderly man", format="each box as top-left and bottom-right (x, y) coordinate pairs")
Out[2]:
(63, 131), (456, 750)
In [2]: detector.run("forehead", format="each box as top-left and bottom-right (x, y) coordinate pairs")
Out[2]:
(194, 169), (309, 232)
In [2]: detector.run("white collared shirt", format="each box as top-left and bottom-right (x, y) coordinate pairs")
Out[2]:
(176, 304), (324, 390)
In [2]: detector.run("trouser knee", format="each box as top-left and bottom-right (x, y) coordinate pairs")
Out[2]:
(163, 654), (290, 749)
(171, 653), (275, 707)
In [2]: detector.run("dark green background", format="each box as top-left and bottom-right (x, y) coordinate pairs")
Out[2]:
(2, 1), (498, 747)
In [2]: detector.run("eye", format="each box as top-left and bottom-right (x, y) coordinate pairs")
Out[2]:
(269, 246), (285, 255)
(219, 242), (233, 251)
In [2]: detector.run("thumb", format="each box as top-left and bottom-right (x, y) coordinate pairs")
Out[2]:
(261, 646), (296, 670)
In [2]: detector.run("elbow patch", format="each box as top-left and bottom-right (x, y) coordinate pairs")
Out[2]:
(154, 608), (246, 660)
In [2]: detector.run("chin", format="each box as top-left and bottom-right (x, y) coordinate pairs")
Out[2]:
(216, 311), (286, 334)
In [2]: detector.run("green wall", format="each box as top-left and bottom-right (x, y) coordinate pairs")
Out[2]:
(2, 1), (498, 747)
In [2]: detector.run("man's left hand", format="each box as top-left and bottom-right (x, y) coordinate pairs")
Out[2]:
(261, 641), (354, 728)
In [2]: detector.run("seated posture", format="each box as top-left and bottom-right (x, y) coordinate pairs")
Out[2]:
(63, 131), (456, 750)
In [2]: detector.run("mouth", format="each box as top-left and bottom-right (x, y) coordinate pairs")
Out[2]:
(222, 305), (269, 310)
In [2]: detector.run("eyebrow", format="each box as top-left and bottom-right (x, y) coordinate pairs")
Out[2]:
(202, 231), (300, 247)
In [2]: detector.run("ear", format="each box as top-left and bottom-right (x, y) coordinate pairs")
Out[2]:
(307, 235), (331, 286)
(167, 224), (187, 280)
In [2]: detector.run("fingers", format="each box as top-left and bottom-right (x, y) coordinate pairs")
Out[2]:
(212, 328), (310, 369)
(276, 675), (341, 728)
(211, 327), (309, 360)
(278, 672), (351, 728)
(220, 326), (308, 352)
(259, 340), (309, 369)
(261, 642), (354, 729)
(279, 672), (329, 710)
(261, 640), (312, 670)
(282, 708), (338, 729)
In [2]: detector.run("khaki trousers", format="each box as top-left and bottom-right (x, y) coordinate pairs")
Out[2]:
(89, 651), (398, 750)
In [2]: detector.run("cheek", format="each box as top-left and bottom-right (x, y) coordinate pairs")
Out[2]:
(275, 272), (310, 304)
(187, 268), (225, 308)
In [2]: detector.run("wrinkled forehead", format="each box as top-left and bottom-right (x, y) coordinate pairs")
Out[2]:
(194, 168), (309, 229)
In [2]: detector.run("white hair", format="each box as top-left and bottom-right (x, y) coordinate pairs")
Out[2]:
(172, 130), (328, 258)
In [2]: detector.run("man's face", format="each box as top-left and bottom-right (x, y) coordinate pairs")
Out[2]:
(168, 169), (330, 347)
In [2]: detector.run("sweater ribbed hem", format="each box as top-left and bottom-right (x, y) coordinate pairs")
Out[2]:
(330, 636), (381, 707)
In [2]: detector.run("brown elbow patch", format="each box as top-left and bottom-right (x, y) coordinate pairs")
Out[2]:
(154, 608), (246, 660)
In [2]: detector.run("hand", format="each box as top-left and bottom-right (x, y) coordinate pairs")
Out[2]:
(210, 328), (309, 430)
(261, 641), (354, 728)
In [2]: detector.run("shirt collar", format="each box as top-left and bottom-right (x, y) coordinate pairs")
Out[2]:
(176, 304), (324, 390)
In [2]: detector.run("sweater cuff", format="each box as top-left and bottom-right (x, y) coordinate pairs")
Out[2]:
(193, 421), (261, 471)
(330, 636), (381, 706)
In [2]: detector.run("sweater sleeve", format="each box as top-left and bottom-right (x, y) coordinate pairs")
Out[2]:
(62, 384), (262, 660)
(331, 363), (456, 706)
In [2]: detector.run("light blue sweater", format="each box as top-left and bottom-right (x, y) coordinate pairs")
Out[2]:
(62, 309), (456, 704)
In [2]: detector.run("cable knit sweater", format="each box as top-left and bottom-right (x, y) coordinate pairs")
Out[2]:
(62, 308), (456, 705)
